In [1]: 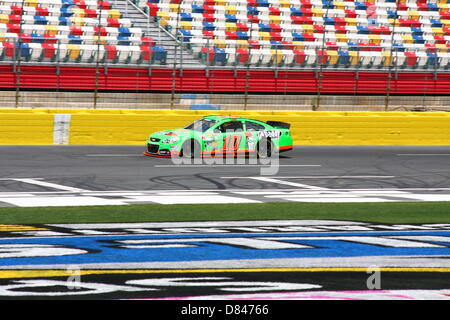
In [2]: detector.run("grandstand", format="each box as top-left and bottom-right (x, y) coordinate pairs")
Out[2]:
(1, 0), (450, 110)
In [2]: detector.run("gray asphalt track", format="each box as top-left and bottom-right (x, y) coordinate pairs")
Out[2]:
(0, 145), (450, 192)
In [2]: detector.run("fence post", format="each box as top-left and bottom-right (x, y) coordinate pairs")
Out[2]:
(315, 0), (332, 111)
(94, 0), (105, 109)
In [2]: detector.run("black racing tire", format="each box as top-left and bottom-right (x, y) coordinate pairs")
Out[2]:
(181, 139), (201, 158)
(256, 138), (273, 159)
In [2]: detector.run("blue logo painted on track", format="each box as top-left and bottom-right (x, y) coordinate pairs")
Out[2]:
(1, 230), (450, 266)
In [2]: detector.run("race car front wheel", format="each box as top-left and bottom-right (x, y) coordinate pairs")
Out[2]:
(181, 139), (201, 158)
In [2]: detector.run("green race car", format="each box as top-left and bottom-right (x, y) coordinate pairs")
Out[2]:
(143, 115), (293, 158)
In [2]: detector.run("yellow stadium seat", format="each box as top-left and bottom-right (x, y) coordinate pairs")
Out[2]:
(0, 14), (9, 24)
(71, 17), (85, 26)
(45, 25), (58, 35)
(336, 34), (347, 42)
(180, 21), (192, 30)
(158, 17), (168, 28)
(271, 50), (283, 65)
(333, 1), (346, 10)
(369, 34), (381, 44)
(225, 22), (237, 32)
(349, 51), (360, 66)
(279, 0), (290, 8)
(438, 3), (449, 12)
(157, 11), (169, 20)
(345, 18), (357, 26)
(328, 50), (339, 65)
(225, 6), (237, 15)
(269, 16), (281, 24)
(25, 0), (38, 7)
(73, 8), (85, 18)
(237, 40), (249, 48)
(259, 32), (270, 41)
(292, 41), (305, 50)
(302, 24), (313, 33)
(432, 27), (444, 36)
(213, 39), (227, 48)
(442, 19), (450, 27)
(382, 51), (393, 66)
(312, 8), (323, 17)
(67, 45), (81, 60)
(108, 10), (121, 19)
(402, 35), (413, 44)
(169, 4), (180, 13)
(388, 19), (401, 27)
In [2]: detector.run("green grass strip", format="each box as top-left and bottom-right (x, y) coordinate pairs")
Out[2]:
(0, 202), (449, 224)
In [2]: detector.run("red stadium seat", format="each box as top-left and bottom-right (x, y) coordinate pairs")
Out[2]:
(74, 0), (87, 9)
(105, 45), (117, 61)
(140, 45), (152, 61)
(293, 50), (306, 64)
(94, 27), (107, 37)
(405, 52), (417, 66)
(147, 3), (159, 17)
(43, 34), (57, 44)
(70, 26), (83, 36)
(42, 43), (56, 59)
(36, 7), (49, 17)
(237, 48), (249, 63)
(10, 6), (22, 16)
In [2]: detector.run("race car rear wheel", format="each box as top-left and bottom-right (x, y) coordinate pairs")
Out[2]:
(257, 138), (273, 158)
(181, 139), (201, 158)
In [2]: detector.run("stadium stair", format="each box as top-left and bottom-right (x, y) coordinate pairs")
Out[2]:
(111, 0), (201, 66)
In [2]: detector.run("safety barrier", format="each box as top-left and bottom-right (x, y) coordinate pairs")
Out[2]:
(0, 109), (450, 145)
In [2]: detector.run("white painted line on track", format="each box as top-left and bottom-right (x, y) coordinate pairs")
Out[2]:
(242, 177), (328, 190)
(0, 196), (125, 207)
(85, 154), (139, 157)
(125, 195), (260, 204)
(8, 178), (88, 192)
(397, 154), (450, 156)
(225, 176), (396, 179)
(154, 164), (321, 168)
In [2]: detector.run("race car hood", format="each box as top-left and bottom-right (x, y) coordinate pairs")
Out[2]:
(149, 129), (195, 140)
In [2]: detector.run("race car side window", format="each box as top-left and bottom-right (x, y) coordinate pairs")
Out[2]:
(245, 121), (265, 132)
(218, 121), (244, 133)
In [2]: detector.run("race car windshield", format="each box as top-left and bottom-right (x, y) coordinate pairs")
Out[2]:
(184, 119), (218, 132)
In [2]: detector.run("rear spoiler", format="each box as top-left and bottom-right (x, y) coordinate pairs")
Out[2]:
(266, 121), (291, 129)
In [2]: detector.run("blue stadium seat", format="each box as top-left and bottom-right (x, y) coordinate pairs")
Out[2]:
(338, 50), (350, 65)
(68, 35), (82, 44)
(179, 29), (192, 42)
(180, 13), (193, 21)
(59, 17), (69, 25)
(31, 33), (44, 43)
(202, 22), (215, 31)
(34, 16), (47, 25)
(119, 27), (131, 37)
(191, 5), (203, 14)
(16, 43), (31, 59)
(236, 31), (249, 40)
(117, 36), (130, 46)
(357, 26), (369, 34)
(259, 23), (271, 32)
(292, 32), (304, 41)
(213, 48), (227, 65)
(60, 8), (74, 17)
(225, 14), (237, 23)
(152, 46), (167, 64)
(290, 8), (301, 16)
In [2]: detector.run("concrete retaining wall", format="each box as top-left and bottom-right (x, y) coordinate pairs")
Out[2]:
(1, 109), (450, 145)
